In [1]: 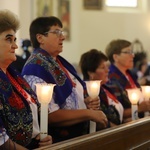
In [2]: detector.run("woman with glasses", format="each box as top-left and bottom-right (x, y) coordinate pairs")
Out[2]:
(105, 39), (150, 123)
(22, 16), (108, 143)
(79, 49), (124, 128)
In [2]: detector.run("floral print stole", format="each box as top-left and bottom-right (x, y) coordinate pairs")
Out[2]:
(22, 48), (87, 107)
(107, 64), (140, 109)
(0, 66), (39, 146)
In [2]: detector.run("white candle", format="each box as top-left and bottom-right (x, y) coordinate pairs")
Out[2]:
(36, 83), (55, 139)
(141, 86), (150, 100)
(141, 86), (150, 116)
(126, 88), (141, 120)
(86, 80), (101, 133)
(86, 81), (101, 98)
(130, 92), (139, 105)
(36, 85), (54, 104)
(40, 103), (48, 139)
(89, 121), (96, 133)
(131, 104), (138, 120)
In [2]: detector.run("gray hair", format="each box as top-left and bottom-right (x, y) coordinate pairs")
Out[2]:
(0, 9), (20, 33)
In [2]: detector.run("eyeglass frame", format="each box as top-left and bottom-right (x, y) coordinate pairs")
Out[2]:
(43, 29), (65, 37)
(120, 51), (134, 55)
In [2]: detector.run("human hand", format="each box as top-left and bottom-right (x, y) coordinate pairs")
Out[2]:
(90, 110), (108, 128)
(139, 100), (150, 112)
(37, 135), (52, 147)
(84, 96), (100, 110)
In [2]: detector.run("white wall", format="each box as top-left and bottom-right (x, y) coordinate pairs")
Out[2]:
(1, 0), (150, 64)
(0, 0), (21, 54)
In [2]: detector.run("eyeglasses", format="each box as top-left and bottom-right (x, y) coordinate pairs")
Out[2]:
(121, 51), (134, 55)
(44, 30), (65, 37)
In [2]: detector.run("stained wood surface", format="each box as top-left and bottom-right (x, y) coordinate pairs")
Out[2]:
(36, 117), (150, 150)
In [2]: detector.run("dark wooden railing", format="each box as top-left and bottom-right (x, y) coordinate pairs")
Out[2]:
(36, 117), (150, 150)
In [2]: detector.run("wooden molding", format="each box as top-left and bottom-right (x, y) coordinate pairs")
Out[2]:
(36, 117), (150, 150)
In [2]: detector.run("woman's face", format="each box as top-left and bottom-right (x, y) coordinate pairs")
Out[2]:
(114, 46), (134, 70)
(90, 60), (109, 84)
(0, 29), (18, 66)
(38, 25), (65, 58)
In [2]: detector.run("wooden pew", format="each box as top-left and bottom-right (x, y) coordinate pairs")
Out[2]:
(36, 117), (150, 150)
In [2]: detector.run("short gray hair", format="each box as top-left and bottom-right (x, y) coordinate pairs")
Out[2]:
(0, 9), (20, 34)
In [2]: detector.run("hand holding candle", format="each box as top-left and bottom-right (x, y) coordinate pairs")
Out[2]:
(36, 83), (55, 140)
(86, 80), (101, 133)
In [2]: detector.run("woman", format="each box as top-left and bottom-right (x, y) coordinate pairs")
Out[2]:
(79, 49), (124, 127)
(22, 16), (108, 143)
(0, 10), (52, 149)
(105, 39), (150, 122)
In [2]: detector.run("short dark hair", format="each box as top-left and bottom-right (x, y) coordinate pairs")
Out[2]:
(79, 49), (108, 80)
(29, 16), (63, 48)
(105, 39), (131, 63)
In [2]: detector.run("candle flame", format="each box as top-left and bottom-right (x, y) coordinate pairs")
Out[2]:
(126, 88), (141, 105)
(141, 86), (150, 100)
(86, 80), (101, 98)
(35, 83), (55, 104)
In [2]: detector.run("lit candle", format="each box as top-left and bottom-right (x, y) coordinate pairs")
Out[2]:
(36, 83), (55, 139)
(141, 86), (150, 100)
(86, 80), (101, 133)
(126, 88), (141, 120)
(141, 86), (150, 116)
(130, 92), (139, 105)
(86, 81), (101, 98)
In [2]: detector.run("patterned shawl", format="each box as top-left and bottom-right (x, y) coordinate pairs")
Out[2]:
(100, 84), (121, 125)
(22, 48), (88, 107)
(107, 64), (140, 109)
(22, 48), (89, 143)
(0, 66), (39, 146)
